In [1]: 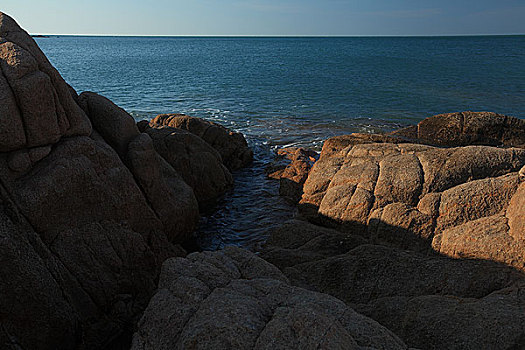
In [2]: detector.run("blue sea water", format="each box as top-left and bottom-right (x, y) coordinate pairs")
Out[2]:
(36, 35), (525, 250)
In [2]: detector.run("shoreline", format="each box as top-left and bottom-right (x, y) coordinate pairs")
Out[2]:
(1, 11), (525, 350)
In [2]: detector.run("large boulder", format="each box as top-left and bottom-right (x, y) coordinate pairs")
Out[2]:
(0, 12), (92, 151)
(391, 111), (525, 148)
(78, 91), (140, 157)
(0, 12), (191, 349)
(300, 139), (525, 262)
(132, 247), (408, 350)
(262, 225), (525, 350)
(126, 133), (199, 242)
(144, 124), (234, 207)
(151, 114), (253, 170)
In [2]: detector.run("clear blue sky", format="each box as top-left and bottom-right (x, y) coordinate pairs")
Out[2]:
(2, 0), (525, 36)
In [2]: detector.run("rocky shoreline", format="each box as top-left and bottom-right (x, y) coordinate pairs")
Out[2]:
(1, 12), (524, 350)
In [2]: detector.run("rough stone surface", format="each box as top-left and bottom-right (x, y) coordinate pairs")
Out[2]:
(0, 13), (190, 349)
(391, 111), (525, 148)
(126, 133), (199, 242)
(151, 114), (253, 170)
(356, 287), (525, 350)
(300, 139), (525, 263)
(145, 124), (234, 207)
(0, 12), (92, 152)
(267, 147), (318, 202)
(262, 219), (367, 268)
(79, 91), (140, 157)
(261, 219), (525, 350)
(132, 247), (408, 350)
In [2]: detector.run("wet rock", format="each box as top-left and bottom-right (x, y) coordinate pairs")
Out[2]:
(132, 247), (408, 350)
(151, 113), (253, 170)
(145, 124), (233, 207)
(267, 147), (318, 203)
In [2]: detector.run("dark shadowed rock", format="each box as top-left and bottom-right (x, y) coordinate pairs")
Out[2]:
(356, 286), (525, 350)
(261, 219), (367, 268)
(126, 133), (199, 242)
(262, 220), (525, 350)
(391, 111), (525, 148)
(151, 114), (253, 170)
(144, 124), (233, 207)
(0, 12), (189, 349)
(132, 247), (408, 350)
(78, 91), (140, 157)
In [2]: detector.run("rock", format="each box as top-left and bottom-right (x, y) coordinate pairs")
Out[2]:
(267, 147), (318, 202)
(368, 203), (434, 253)
(28, 145), (52, 163)
(282, 244), (524, 304)
(390, 111), (525, 148)
(0, 13), (189, 348)
(262, 222), (525, 350)
(0, 196), (80, 350)
(151, 114), (253, 170)
(132, 247), (408, 350)
(145, 124), (233, 207)
(357, 287), (525, 350)
(261, 219), (367, 268)
(7, 149), (31, 172)
(136, 119), (149, 132)
(0, 136), (185, 349)
(0, 12), (92, 152)
(78, 91), (140, 157)
(301, 140), (525, 255)
(126, 133), (199, 242)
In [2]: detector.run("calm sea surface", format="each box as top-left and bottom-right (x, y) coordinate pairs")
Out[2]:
(37, 36), (525, 250)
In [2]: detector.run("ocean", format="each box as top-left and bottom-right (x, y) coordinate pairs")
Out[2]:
(36, 35), (525, 250)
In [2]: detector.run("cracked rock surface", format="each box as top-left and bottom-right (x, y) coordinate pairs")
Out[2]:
(132, 247), (408, 350)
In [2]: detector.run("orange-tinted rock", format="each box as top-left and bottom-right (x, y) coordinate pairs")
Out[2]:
(391, 111), (525, 148)
(267, 147), (318, 203)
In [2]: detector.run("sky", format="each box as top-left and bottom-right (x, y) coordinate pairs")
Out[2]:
(2, 0), (525, 36)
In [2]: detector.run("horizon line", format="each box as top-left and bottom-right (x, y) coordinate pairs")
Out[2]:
(31, 33), (525, 38)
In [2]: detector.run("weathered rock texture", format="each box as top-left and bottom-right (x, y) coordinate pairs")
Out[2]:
(0, 12), (204, 349)
(78, 91), (140, 156)
(132, 247), (408, 350)
(143, 124), (234, 207)
(260, 112), (525, 349)
(0, 12), (92, 151)
(262, 220), (525, 350)
(391, 111), (525, 148)
(267, 147), (317, 203)
(151, 113), (253, 170)
(300, 138), (525, 267)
